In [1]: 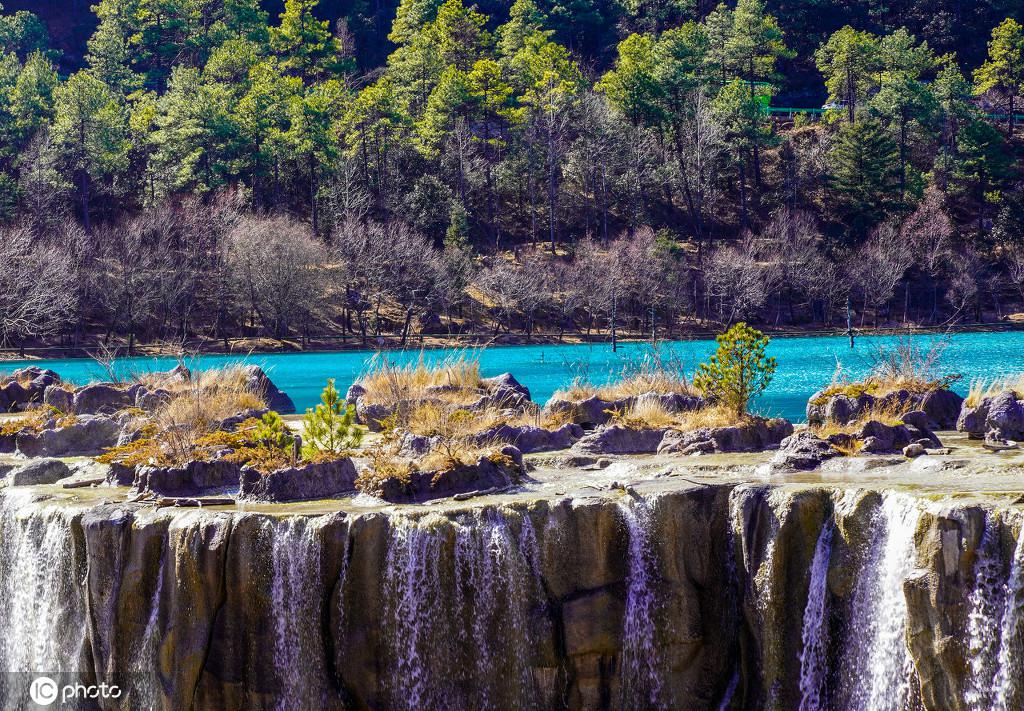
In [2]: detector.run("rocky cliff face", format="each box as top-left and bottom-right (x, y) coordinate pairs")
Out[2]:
(0, 483), (1020, 710)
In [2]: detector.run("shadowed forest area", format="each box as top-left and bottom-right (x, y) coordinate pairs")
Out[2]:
(1, 0), (1024, 352)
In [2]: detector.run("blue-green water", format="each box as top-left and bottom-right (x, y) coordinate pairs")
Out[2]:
(2, 331), (1020, 422)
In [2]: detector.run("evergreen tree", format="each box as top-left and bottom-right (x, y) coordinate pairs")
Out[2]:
(974, 18), (1024, 133)
(815, 26), (881, 123)
(51, 71), (130, 232)
(828, 117), (900, 239)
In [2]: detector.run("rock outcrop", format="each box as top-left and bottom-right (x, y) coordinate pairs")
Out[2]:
(957, 389), (1024, 441)
(807, 387), (963, 430)
(361, 447), (523, 502)
(16, 415), (122, 457)
(0, 367), (60, 411)
(132, 460), (243, 497)
(239, 458), (358, 502)
(348, 372), (534, 432)
(544, 391), (706, 428)
(0, 480), (1016, 710)
(658, 418), (793, 455)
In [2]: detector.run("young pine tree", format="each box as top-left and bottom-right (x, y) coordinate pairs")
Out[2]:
(694, 322), (776, 417)
(302, 378), (363, 457)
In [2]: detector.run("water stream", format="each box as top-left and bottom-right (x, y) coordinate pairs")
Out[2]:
(799, 520), (833, 711)
(842, 493), (922, 711)
(992, 521), (1024, 710)
(618, 495), (664, 709)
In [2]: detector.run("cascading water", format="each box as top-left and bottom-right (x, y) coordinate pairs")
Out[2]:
(618, 495), (664, 709)
(798, 521), (833, 711)
(454, 508), (540, 710)
(0, 491), (86, 673)
(265, 516), (327, 710)
(0, 491), (88, 706)
(382, 508), (542, 710)
(965, 513), (1006, 711)
(841, 493), (922, 711)
(992, 521), (1024, 710)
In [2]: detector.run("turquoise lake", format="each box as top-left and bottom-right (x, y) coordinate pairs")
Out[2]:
(3, 331), (1021, 422)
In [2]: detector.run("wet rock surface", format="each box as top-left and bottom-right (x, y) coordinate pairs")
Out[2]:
(3, 449), (1023, 711)
(132, 459), (243, 497)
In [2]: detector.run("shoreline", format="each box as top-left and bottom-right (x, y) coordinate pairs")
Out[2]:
(2, 320), (1023, 362)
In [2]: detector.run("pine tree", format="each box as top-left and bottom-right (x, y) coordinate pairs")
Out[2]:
(693, 322), (776, 417)
(829, 117), (900, 239)
(974, 18), (1024, 133)
(302, 378), (363, 456)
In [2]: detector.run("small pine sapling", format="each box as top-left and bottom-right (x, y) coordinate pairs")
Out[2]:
(694, 323), (777, 417)
(302, 378), (363, 457)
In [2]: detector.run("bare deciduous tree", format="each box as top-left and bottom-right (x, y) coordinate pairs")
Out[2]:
(0, 227), (77, 349)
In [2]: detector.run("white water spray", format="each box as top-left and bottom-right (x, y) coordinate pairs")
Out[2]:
(618, 495), (663, 709)
(843, 493), (921, 711)
(799, 521), (833, 711)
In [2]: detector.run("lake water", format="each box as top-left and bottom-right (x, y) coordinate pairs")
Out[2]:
(3, 331), (1021, 422)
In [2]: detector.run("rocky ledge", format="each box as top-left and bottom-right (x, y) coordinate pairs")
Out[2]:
(1, 434), (1023, 711)
(807, 386), (963, 430)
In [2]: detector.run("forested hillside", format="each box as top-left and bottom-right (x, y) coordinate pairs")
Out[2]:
(1, 0), (1024, 351)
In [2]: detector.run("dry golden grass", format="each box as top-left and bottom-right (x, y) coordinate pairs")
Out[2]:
(101, 366), (268, 465)
(813, 339), (959, 405)
(554, 368), (698, 403)
(671, 403), (751, 431)
(608, 400), (750, 432)
(965, 373), (1024, 407)
(810, 400), (906, 440)
(358, 353), (484, 407)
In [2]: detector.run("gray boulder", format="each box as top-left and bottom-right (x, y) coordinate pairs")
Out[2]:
(365, 447), (522, 503)
(658, 418), (793, 454)
(136, 387), (172, 412)
(771, 431), (839, 471)
(481, 372), (531, 401)
(73, 383), (140, 414)
(572, 425), (669, 455)
(16, 415), (121, 457)
(241, 365), (295, 414)
(133, 459), (242, 497)
(858, 420), (914, 453)
(239, 458), (358, 502)
(808, 387), (963, 430)
(42, 385), (75, 413)
(475, 423), (583, 453)
(957, 390), (1024, 441)
(545, 391), (705, 428)
(8, 458), (72, 486)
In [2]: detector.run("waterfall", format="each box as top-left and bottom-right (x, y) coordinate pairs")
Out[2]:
(382, 515), (448, 709)
(265, 516), (327, 710)
(618, 495), (664, 709)
(965, 514), (1005, 711)
(842, 493), (921, 711)
(992, 524), (1024, 710)
(799, 521), (833, 711)
(0, 491), (87, 675)
(382, 508), (541, 710)
(454, 508), (539, 709)
(129, 545), (166, 709)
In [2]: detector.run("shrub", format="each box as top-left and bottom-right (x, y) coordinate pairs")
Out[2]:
(694, 323), (776, 417)
(302, 379), (363, 457)
(254, 411), (294, 452)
